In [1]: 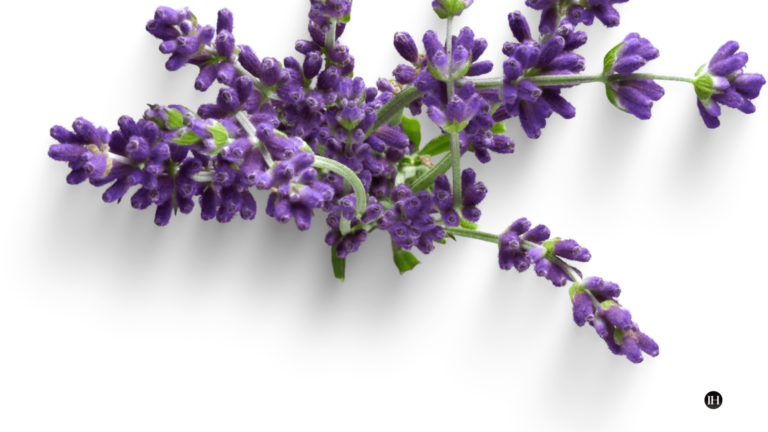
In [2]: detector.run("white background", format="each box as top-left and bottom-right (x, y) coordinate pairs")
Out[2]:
(1, 0), (766, 430)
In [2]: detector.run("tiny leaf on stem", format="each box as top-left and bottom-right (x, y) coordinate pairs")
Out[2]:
(401, 116), (422, 152)
(173, 130), (200, 145)
(419, 134), (451, 156)
(603, 42), (624, 75)
(392, 242), (420, 275)
(331, 246), (346, 282)
(167, 108), (184, 130)
(490, 122), (506, 134)
(459, 218), (479, 230)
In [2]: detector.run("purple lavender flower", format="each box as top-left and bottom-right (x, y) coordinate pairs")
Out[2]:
(604, 33), (665, 120)
(568, 278), (658, 363)
(263, 154), (335, 231)
(494, 13), (584, 138)
(432, 175), (460, 226)
(409, 27), (510, 162)
(49, 118), (113, 183)
(394, 32), (420, 64)
(376, 185), (446, 254)
(459, 168), (486, 222)
(526, 0), (628, 33)
(498, 218), (590, 287)
(695, 41), (765, 128)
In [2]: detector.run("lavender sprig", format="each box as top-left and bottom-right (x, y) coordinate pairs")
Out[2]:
(46, 1), (765, 364)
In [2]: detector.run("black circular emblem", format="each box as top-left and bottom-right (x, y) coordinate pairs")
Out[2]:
(705, 391), (723, 409)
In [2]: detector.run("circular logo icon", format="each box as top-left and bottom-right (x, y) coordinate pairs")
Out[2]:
(705, 391), (723, 409)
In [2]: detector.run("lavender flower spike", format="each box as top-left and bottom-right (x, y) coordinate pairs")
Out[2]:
(604, 33), (665, 120)
(694, 41), (766, 129)
(569, 276), (658, 363)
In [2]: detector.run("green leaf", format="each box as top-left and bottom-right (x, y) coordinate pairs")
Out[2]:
(166, 108), (184, 130)
(443, 120), (469, 134)
(568, 283), (585, 301)
(401, 116), (422, 151)
(387, 108), (405, 127)
(208, 122), (229, 147)
(694, 74), (718, 101)
(419, 134), (451, 156)
(459, 219), (479, 230)
(172, 130), (200, 146)
(613, 328), (626, 345)
(450, 57), (473, 80)
(605, 85), (626, 112)
(340, 13), (351, 24)
(428, 63), (448, 82)
(490, 122), (507, 134)
(339, 118), (362, 130)
(542, 237), (559, 256)
(603, 42), (624, 75)
(392, 242), (421, 275)
(316, 144), (328, 157)
(331, 246), (346, 282)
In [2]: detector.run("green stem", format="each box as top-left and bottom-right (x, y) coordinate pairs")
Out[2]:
(235, 112), (274, 167)
(373, 86), (424, 130)
(410, 152), (452, 192)
(311, 156), (367, 217)
(325, 20), (337, 54)
(469, 73), (695, 89)
(107, 152), (133, 166)
(607, 73), (695, 84)
(448, 230), (586, 287)
(340, 218), (352, 236)
(449, 133), (461, 208)
(444, 16), (462, 209)
(445, 227), (499, 244)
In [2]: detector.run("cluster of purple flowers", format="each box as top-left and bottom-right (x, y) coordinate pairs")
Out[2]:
(47, 0), (767, 363)
(497, 217), (657, 363)
(402, 27), (516, 162)
(432, 169), (486, 225)
(570, 278), (659, 364)
(695, 41), (766, 128)
(603, 33), (665, 120)
(525, 0), (629, 34)
(48, 114), (206, 226)
(493, 11), (587, 138)
(497, 217), (589, 286)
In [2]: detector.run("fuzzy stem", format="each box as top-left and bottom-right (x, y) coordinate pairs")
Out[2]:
(325, 20), (337, 54)
(469, 73), (695, 89)
(373, 86), (424, 130)
(235, 111), (274, 167)
(311, 156), (367, 217)
(445, 227), (499, 244)
(107, 152), (134, 166)
(192, 171), (212, 183)
(410, 153), (452, 192)
(607, 73), (695, 84)
(448, 229), (586, 287)
(444, 16), (463, 209)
